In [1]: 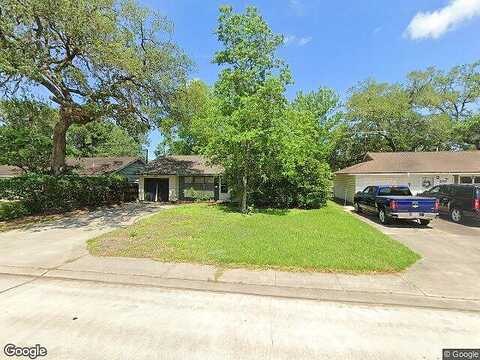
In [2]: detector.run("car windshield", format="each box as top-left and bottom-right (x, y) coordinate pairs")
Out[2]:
(378, 187), (412, 196)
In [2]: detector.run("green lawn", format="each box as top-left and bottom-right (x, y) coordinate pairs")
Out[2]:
(87, 202), (420, 273)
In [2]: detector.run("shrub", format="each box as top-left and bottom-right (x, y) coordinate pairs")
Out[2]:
(250, 159), (332, 209)
(184, 187), (214, 202)
(0, 173), (133, 216)
(0, 201), (31, 221)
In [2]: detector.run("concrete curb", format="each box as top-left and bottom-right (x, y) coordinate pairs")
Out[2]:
(1, 266), (479, 313)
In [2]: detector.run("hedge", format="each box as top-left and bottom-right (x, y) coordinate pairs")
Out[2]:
(0, 173), (136, 219)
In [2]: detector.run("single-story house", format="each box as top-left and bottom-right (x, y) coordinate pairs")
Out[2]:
(334, 151), (480, 204)
(138, 155), (230, 202)
(65, 157), (145, 182)
(0, 157), (145, 182)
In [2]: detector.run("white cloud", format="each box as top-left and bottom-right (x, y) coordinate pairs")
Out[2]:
(284, 34), (312, 46)
(405, 0), (480, 40)
(288, 0), (305, 16)
(298, 36), (312, 45)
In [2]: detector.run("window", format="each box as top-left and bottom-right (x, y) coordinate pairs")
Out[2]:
(221, 181), (228, 193)
(428, 186), (440, 194)
(184, 177), (193, 184)
(475, 177), (480, 184)
(455, 186), (473, 198)
(194, 177), (205, 184)
(362, 187), (370, 193)
(205, 177), (214, 184)
(378, 187), (412, 196)
(460, 176), (473, 184)
(368, 186), (377, 194)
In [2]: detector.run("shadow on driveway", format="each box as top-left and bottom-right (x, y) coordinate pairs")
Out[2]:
(10, 202), (167, 233)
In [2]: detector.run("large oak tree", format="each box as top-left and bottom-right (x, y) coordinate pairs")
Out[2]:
(0, 0), (190, 174)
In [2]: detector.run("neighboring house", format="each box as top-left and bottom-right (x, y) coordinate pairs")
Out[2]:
(334, 151), (480, 204)
(139, 155), (230, 202)
(66, 157), (145, 182)
(0, 157), (145, 182)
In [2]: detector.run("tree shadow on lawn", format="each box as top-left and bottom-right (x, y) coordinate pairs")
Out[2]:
(215, 203), (290, 216)
(0, 202), (167, 233)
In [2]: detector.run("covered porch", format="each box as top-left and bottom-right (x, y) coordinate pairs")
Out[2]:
(138, 155), (230, 202)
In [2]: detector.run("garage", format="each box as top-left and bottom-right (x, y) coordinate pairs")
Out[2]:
(334, 151), (480, 204)
(144, 178), (169, 202)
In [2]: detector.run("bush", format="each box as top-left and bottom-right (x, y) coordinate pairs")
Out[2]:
(0, 201), (31, 220)
(250, 159), (332, 209)
(184, 187), (214, 202)
(0, 173), (133, 216)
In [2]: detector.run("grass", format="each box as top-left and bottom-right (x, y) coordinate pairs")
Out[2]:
(87, 202), (420, 273)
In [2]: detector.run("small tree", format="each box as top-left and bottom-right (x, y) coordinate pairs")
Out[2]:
(0, 0), (190, 174)
(195, 6), (289, 212)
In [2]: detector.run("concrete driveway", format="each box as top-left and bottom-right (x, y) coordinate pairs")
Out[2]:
(353, 211), (480, 300)
(0, 202), (167, 269)
(0, 202), (479, 311)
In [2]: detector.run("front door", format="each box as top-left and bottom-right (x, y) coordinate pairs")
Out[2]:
(144, 178), (169, 202)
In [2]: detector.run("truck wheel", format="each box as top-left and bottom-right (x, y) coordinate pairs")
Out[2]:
(419, 219), (431, 227)
(354, 202), (362, 213)
(378, 209), (390, 225)
(450, 208), (463, 223)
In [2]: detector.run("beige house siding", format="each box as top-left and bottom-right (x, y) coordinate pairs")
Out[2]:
(333, 174), (356, 204)
(139, 175), (231, 202)
(334, 173), (464, 204)
(354, 174), (455, 195)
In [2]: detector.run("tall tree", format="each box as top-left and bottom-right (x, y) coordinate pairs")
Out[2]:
(0, 99), (54, 173)
(157, 79), (210, 155)
(407, 62), (480, 149)
(291, 88), (343, 166)
(194, 6), (289, 212)
(456, 115), (480, 150)
(0, 0), (190, 174)
(67, 122), (146, 157)
(408, 62), (480, 122)
(346, 80), (427, 153)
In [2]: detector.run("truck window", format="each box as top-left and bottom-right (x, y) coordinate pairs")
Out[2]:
(378, 187), (412, 196)
(456, 186), (473, 198)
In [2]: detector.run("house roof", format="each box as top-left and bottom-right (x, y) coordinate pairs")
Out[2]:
(142, 155), (224, 176)
(336, 151), (480, 175)
(66, 157), (144, 176)
(0, 157), (144, 177)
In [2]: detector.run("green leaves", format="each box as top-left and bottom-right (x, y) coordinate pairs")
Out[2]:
(189, 7), (334, 210)
(0, 0), (191, 171)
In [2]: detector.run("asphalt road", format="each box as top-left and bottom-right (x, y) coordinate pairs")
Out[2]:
(0, 276), (479, 360)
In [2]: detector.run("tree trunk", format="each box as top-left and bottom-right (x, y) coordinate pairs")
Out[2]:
(51, 109), (71, 175)
(241, 173), (247, 213)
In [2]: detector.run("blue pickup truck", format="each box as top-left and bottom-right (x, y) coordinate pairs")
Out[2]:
(354, 185), (439, 226)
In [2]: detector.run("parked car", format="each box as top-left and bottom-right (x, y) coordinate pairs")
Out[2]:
(354, 185), (439, 226)
(419, 184), (480, 223)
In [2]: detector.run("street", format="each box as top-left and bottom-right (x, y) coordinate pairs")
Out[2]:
(1, 275), (478, 360)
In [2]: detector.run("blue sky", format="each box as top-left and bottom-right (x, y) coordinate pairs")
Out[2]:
(140, 0), (480, 157)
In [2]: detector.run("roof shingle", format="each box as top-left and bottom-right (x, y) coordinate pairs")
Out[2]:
(0, 157), (143, 177)
(336, 151), (480, 174)
(142, 155), (224, 176)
